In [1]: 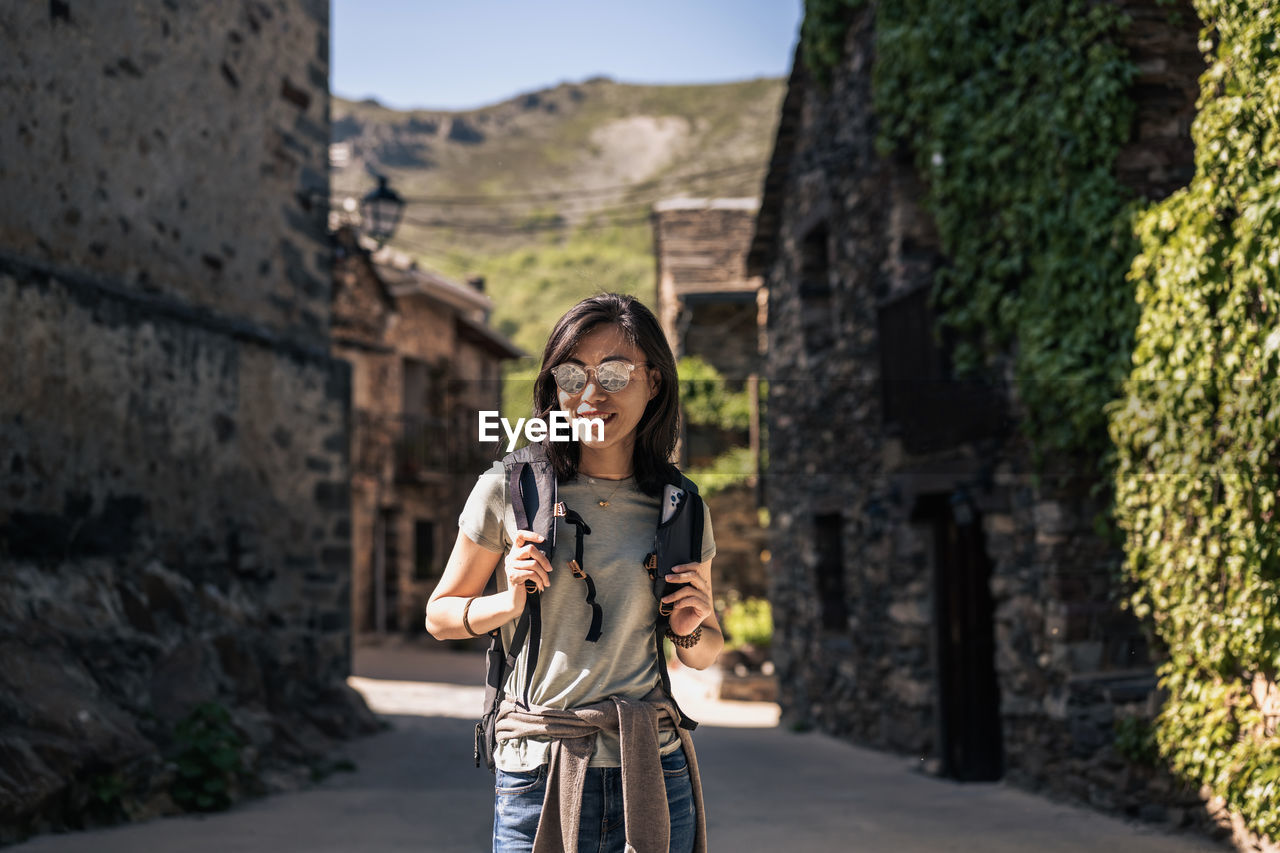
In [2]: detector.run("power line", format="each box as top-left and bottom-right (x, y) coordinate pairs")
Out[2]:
(384, 176), (760, 263)
(370, 236), (479, 274)
(405, 161), (760, 205)
(392, 177), (764, 234)
(342, 170), (764, 236)
(396, 212), (654, 234)
(330, 161), (765, 207)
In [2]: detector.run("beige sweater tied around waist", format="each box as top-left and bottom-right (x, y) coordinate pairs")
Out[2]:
(494, 685), (707, 853)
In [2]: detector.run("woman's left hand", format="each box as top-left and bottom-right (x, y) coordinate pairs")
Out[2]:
(663, 559), (713, 637)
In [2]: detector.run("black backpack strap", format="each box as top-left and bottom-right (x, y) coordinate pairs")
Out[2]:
(651, 470), (705, 731)
(561, 507), (602, 643)
(651, 475), (706, 621)
(679, 473), (704, 565)
(476, 628), (507, 770)
(507, 458), (548, 710)
(655, 629), (698, 732)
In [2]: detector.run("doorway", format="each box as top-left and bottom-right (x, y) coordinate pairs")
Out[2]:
(370, 507), (401, 633)
(914, 491), (1003, 781)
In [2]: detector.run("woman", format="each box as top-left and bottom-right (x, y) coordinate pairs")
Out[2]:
(425, 293), (722, 853)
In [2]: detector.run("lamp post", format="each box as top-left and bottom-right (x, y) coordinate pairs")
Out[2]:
(360, 174), (405, 247)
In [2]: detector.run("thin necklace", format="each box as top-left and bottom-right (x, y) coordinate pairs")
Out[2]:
(584, 474), (629, 508)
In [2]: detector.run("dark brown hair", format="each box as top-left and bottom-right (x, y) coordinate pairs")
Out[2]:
(532, 293), (680, 496)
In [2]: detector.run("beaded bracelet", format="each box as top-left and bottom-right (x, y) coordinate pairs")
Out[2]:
(665, 625), (702, 648)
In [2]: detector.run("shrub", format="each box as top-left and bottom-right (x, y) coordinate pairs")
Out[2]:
(722, 596), (773, 650)
(168, 701), (250, 812)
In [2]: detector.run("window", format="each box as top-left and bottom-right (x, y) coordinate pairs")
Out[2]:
(877, 285), (1008, 453)
(402, 357), (447, 418)
(399, 358), (449, 477)
(814, 513), (848, 632)
(878, 285), (944, 427)
(799, 224), (832, 354)
(413, 520), (437, 581)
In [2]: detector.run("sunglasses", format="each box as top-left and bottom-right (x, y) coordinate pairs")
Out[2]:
(549, 361), (647, 394)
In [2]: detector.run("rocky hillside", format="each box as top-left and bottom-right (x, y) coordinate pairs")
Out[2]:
(331, 75), (787, 260)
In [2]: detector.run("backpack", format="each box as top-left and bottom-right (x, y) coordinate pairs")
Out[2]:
(473, 442), (705, 772)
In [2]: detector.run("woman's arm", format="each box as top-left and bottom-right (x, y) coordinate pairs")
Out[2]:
(662, 556), (724, 670)
(424, 529), (551, 640)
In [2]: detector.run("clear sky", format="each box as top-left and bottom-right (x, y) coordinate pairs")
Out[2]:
(332, 0), (804, 111)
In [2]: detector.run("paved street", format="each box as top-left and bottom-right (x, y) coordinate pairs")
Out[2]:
(11, 640), (1225, 852)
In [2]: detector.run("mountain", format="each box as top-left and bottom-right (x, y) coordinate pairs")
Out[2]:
(331, 76), (785, 255)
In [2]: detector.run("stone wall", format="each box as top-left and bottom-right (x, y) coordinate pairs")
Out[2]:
(0, 0), (333, 344)
(0, 1), (378, 843)
(753, 0), (1220, 838)
(760, 2), (913, 747)
(0, 261), (355, 640)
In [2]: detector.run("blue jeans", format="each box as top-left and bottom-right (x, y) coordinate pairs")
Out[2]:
(493, 747), (696, 853)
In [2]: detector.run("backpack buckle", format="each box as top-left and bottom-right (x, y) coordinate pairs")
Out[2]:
(553, 501), (567, 517)
(569, 558), (585, 579)
(644, 553), (658, 580)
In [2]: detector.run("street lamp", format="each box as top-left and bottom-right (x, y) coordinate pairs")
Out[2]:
(360, 174), (405, 247)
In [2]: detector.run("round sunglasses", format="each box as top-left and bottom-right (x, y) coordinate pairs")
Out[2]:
(549, 361), (647, 394)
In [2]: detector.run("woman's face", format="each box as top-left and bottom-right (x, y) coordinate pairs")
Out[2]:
(554, 324), (657, 457)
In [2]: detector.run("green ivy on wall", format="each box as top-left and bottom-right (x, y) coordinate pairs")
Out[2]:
(1106, 2), (1280, 839)
(870, 0), (1140, 468)
(801, 0), (865, 87)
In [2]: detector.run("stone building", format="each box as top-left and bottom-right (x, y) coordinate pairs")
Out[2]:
(749, 0), (1211, 829)
(0, 2), (377, 841)
(652, 198), (767, 394)
(652, 198), (769, 600)
(331, 227), (522, 636)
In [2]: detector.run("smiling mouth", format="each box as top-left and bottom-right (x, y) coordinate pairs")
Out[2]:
(577, 412), (615, 424)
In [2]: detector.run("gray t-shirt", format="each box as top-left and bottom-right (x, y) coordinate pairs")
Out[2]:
(458, 460), (716, 771)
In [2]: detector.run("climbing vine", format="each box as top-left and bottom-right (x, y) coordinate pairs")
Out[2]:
(1106, 2), (1280, 839)
(801, 0), (865, 87)
(871, 0), (1140, 467)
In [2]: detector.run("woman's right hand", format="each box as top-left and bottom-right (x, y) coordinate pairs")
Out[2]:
(505, 530), (552, 602)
